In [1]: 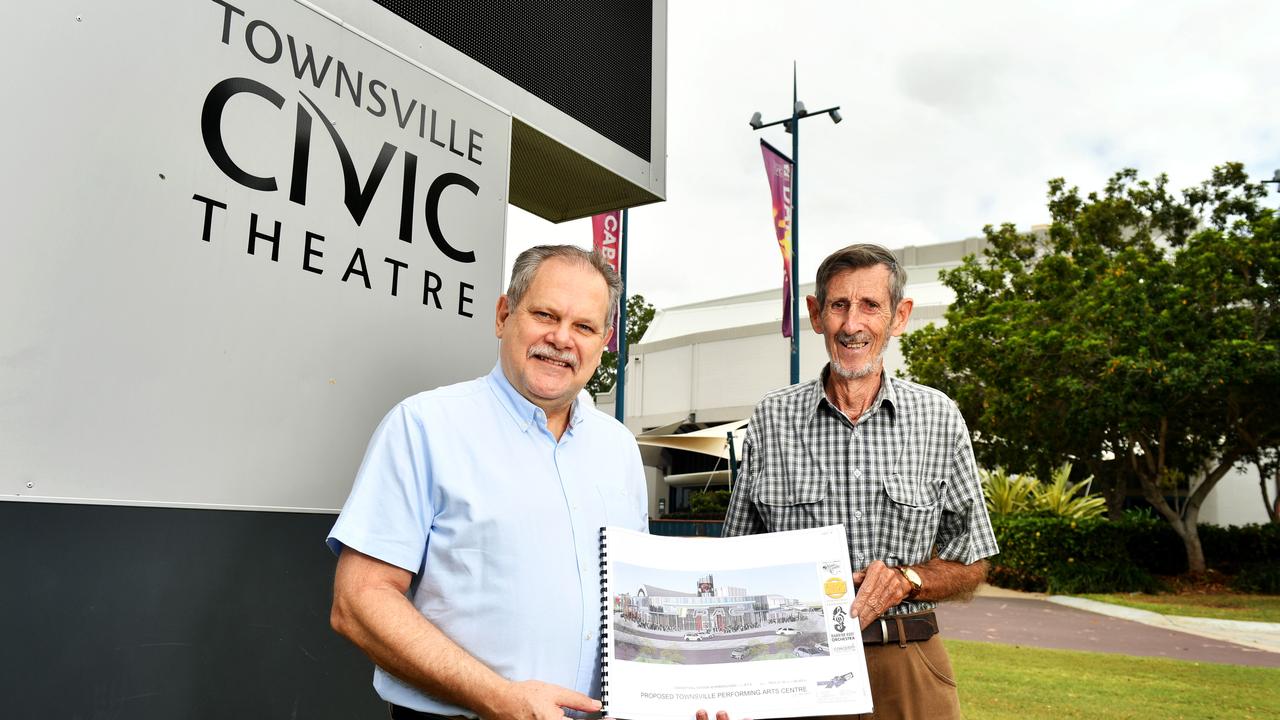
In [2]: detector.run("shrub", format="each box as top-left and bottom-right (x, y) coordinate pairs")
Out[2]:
(1230, 561), (1280, 594)
(981, 463), (1106, 520)
(689, 489), (732, 515)
(1115, 512), (1183, 575)
(654, 511), (723, 521)
(1200, 523), (1280, 572)
(981, 468), (1037, 515)
(988, 511), (1279, 593)
(989, 515), (1161, 593)
(1044, 561), (1165, 594)
(1118, 518), (1279, 577)
(1030, 463), (1107, 520)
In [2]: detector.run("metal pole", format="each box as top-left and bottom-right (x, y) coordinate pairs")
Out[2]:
(790, 65), (801, 386)
(726, 430), (738, 491)
(615, 209), (629, 423)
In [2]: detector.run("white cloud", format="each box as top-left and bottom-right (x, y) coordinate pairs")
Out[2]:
(507, 0), (1280, 308)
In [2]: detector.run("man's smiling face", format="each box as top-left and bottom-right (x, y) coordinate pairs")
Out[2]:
(495, 257), (611, 416)
(807, 264), (912, 380)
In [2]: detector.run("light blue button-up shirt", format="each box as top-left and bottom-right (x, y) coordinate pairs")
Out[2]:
(327, 364), (649, 716)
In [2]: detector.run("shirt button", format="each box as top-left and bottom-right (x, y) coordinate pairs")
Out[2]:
(585, 632), (593, 641)
(853, 510), (862, 520)
(856, 552), (865, 561)
(853, 468), (862, 479)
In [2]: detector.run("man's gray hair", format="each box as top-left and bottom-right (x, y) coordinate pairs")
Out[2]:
(815, 243), (907, 313)
(506, 245), (624, 329)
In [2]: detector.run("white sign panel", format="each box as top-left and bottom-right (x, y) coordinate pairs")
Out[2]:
(0, 0), (511, 510)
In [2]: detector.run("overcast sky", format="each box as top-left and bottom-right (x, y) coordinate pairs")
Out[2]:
(505, 0), (1280, 310)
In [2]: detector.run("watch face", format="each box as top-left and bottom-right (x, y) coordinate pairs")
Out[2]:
(902, 567), (922, 593)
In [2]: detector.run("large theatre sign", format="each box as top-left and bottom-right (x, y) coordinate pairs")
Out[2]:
(2, 0), (510, 511)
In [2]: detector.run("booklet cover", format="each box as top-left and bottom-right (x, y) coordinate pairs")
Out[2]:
(599, 525), (872, 719)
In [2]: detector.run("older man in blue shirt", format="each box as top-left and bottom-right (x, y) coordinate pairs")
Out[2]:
(328, 245), (648, 720)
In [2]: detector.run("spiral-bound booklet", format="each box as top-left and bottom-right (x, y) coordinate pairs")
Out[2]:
(599, 524), (872, 719)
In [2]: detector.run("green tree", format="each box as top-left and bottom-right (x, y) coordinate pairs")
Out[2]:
(902, 163), (1280, 573)
(587, 294), (656, 397)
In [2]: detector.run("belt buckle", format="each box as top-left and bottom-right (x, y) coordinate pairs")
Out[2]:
(878, 618), (889, 645)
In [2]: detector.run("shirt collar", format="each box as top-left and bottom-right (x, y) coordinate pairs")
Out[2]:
(486, 363), (584, 436)
(807, 364), (899, 426)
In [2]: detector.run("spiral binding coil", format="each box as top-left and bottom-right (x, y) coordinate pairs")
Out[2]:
(598, 526), (611, 714)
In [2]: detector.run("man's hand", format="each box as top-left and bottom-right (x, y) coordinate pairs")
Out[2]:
(851, 560), (911, 630)
(484, 679), (600, 720)
(851, 558), (991, 629)
(695, 710), (750, 720)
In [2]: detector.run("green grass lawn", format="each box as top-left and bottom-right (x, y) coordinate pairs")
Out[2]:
(947, 639), (1280, 719)
(1074, 593), (1280, 623)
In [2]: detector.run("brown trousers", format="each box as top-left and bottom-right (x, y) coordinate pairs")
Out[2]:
(779, 635), (961, 720)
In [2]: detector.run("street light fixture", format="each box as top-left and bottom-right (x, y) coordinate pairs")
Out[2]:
(749, 66), (841, 385)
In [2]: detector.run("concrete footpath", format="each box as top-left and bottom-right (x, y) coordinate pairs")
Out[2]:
(934, 585), (1280, 668)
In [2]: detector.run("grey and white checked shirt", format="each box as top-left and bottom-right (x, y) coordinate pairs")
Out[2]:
(723, 368), (999, 616)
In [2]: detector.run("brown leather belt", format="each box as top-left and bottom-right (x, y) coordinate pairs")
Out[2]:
(862, 611), (939, 646)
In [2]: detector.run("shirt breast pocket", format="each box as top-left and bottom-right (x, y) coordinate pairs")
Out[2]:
(754, 471), (830, 530)
(605, 483), (644, 530)
(880, 472), (940, 561)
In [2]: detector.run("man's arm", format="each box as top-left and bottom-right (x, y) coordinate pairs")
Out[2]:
(848, 409), (999, 629)
(330, 547), (600, 720)
(722, 433), (765, 537)
(850, 558), (988, 630)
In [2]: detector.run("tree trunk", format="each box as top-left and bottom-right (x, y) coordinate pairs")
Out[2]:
(1134, 467), (1197, 571)
(1261, 462), (1279, 524)
(1179, 449), (1246, 575)
(1180, 501), (1206, 574)
(1105, 465), (1128, 519)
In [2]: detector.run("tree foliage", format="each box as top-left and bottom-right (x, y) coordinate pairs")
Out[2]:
(902, 163), (1280, 573)
(587, 294), (657, 396)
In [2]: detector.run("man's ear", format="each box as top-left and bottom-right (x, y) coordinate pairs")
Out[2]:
(495, 295), (511, 339)
(806, 295), (823, 334)
(890, 297), (914, 336)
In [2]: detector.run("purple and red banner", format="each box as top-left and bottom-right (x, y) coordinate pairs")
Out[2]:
(761, 140), (795, 338)
(592, 210), (623, 351)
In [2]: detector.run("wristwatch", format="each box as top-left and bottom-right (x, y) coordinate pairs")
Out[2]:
(898, 566), (923, 600)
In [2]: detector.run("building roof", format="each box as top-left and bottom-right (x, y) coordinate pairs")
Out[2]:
(641, 584), (697, 598)
(638, 279), (957, 348)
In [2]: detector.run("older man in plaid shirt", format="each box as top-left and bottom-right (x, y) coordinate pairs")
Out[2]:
(723, 243), (999, 720)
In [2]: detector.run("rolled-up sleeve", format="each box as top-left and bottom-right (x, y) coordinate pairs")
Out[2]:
(723, 425), (765, 537)
(326, 403), (435, 573)
(934, 427), (999, 565)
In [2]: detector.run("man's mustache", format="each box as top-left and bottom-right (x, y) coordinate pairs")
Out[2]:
(528, 343), (580, 370)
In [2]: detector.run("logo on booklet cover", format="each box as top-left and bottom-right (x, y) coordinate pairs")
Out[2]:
(823, 577), (847, 599)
